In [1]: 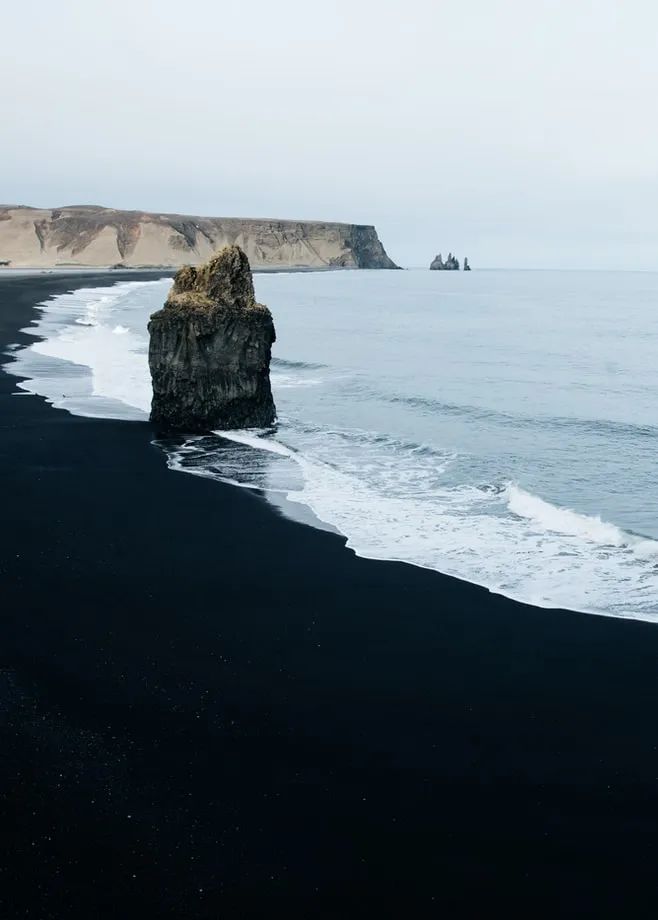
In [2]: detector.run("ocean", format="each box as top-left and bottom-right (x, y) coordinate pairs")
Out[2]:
(9, 268), (658, 622)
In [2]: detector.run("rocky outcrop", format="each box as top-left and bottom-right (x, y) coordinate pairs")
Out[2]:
(148, 246), (276, 432)
(464, 257), (471, 271)
(343, 224), (399, 269)
(0, 205), (399, 270)
(430, 252), (460, 271)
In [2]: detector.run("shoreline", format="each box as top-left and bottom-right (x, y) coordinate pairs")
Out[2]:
(2, 269), (619, 622)
(2, 272), (658, 915)
(0, 264), (378, 276)
(10, 270), (650, 625)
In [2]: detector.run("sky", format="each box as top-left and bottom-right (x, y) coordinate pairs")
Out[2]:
(3, 0), (658, 269)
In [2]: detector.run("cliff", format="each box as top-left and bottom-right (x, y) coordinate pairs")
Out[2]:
(0, 205), (398, 270)
(148, 246), (276, 432)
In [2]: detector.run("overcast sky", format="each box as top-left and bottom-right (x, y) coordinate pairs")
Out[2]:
(4, 0), (658, 268)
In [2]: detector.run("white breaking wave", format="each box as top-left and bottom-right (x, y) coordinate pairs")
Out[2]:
(31, 322), (150, 413)
(10, 279), (166, 418)
(218, 428), (296, 457)
(7, 278), (658, 623)
(271, 372), (323, 388)
(506, 484), (627, 546)
(215, 429), (658, 621)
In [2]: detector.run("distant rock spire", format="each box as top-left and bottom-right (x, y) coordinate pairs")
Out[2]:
(430, 251), (460, 270)
(463, 257), (471, 271)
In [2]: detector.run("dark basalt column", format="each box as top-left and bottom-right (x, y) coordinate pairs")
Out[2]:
(148, 246), (276, 432)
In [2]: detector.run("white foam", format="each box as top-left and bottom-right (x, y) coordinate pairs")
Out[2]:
(217, 429), (295, 458)
(506, 484), (629, 546)
(271, 372), (323, 388)
(30, 323), (150, 414)
(299, 462), (658, 619)
(9, 279), (167, 419)
(215, 429), (658, 622)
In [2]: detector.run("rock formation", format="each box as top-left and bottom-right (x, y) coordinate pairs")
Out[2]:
(430, 252), (460, 270)
(0, 205), (399, 270)
(148, 246), (276, 432)
(464, 257), (471, 271)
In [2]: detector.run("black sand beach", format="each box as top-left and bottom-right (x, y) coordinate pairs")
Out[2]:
(1, 273), (658, 917)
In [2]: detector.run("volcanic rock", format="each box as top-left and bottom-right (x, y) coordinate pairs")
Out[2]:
(148, 246), (276, 432)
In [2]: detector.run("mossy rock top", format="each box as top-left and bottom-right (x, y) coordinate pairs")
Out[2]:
(150, 245), (273, 332)
(171, 245), (256, 309)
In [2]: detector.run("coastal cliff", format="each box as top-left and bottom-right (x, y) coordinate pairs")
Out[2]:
(0, 205), (398, 270)
(148, 246), (276, 431)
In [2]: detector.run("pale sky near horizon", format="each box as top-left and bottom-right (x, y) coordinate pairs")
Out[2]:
(4, 0), (658, 268)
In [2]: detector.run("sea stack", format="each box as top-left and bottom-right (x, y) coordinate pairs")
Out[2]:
(430, 252), (460, 270)
(464, 257), (471, 271)
(148, 245), (276, 432)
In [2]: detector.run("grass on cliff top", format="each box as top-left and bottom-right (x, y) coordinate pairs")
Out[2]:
(164, 290), (271, 314)
(166, 290), (215, 310)
(161, 247), (272, 318)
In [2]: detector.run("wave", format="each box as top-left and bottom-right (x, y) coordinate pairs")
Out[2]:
(217, 428), (296, 457)
(272, 357), (328, 370)
(278, 416), (457, 458)
(381, 391), (658, 440)
(209, 429), (658, 621)
(7, 278), (167, 420)
(271, 373), (324, 389)
(161, 430), (303, 495)
(505, 484), (645, 547)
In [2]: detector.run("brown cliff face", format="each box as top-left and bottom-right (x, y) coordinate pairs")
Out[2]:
(0, 205), (399, 270)
(148, 246), (276, 432)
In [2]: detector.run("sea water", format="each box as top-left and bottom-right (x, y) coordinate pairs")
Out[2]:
(8, 269), (658, 621)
